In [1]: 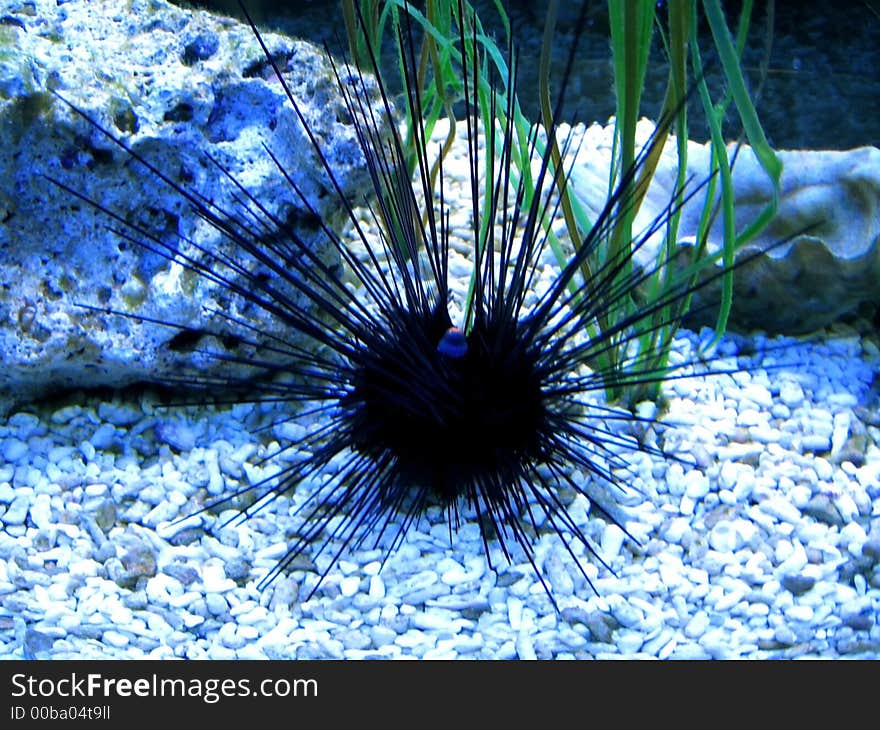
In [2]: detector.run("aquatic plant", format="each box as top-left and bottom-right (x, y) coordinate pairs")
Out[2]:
(598, 0), (781, 404)
(48, 0), (793, 606)
(341, 0), (781, 407)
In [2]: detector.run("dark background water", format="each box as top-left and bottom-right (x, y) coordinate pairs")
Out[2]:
(175, 0), (879, 151)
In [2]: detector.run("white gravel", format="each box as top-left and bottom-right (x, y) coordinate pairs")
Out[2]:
(1, 315), (877, 660)
(2, 120), (879, 660)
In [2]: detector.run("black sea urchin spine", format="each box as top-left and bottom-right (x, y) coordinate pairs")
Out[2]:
(48, 0), (798, 607)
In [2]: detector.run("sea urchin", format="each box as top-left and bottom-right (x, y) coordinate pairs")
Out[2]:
(47, 0), (782, 607)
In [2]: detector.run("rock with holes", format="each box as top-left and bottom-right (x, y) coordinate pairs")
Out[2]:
(0, 0), (385, 414)
(567, 118), (880, 334)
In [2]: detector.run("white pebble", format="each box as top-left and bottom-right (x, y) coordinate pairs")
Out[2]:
(97, 402), (142, 427)
(411, 611), (458, 633)
(203, 570), (237, 593)
(679, 495), (696, 516)
(853, 574), (867, 596)
(733, 518), (758, 544)
(207, 645), (237, 660)
(671, 643), (711, 660)
(339, 576), (361, 598)
(759, 495), (802, 524)
(834, 493), (859, 523)
(708, 521), (738, 553)
(731, 468), (756, 501)
(714, 590), (745, 613)
(826, 392), (858, 408)
(507, 597), (523, 630)
(205, 593), (228, 616)
(742, 383), (773, 408)
(440, 563), (474, 586)
(615, 629), (644, 654)
(746, 602), (770, 617)
(855, 462), (880, 489)
(666, 463), (686, 495)
(750, 425), (781, 444)
(84, 483), (108, 497)
(778, 381), (804, 407)
(102, 630), (130, 648)
(737, 408), (764, 427)
(29, 493), (53, 529)
(145, 612), (173, 637)
(0, 482), (14, 502)
(663, 517), (692, 543)
(219, 622), (246, 649)
(684, 611), (710, 639)
(813, 457), (834, 481)
(388, 570), (438, 599)
(1, 495), (30, 525)
(776, 540), (808, 573)
(683, 469), (710, 499)
(785, 604), (814, 623)
(371, 626), (398, 648)
(2, 438), (28, 464)
(657, 562), (683, 589)
(145, 574), (184, 604)
(839, 522), (867, 554)
(395, 629), (430, 651)
(69, 559), (100, 578)
(831, 414), (849, 451)
(789, 484), (813, 508)
(601, 524), (626, 561)
(801, 434), (831, 452)
(719, 461), (740, 491)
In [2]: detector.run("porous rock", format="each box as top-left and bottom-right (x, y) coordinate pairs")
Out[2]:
(0, 0), (384, 414)
(568, 119), (880, 334)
